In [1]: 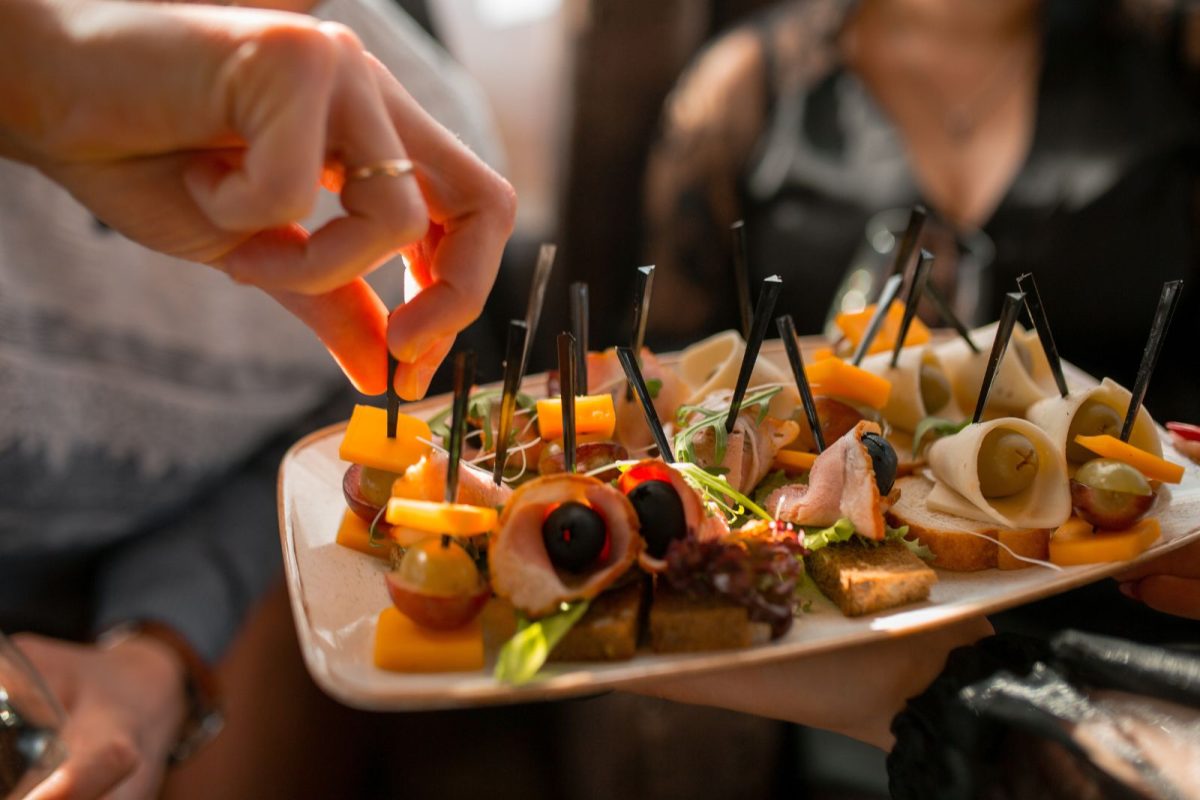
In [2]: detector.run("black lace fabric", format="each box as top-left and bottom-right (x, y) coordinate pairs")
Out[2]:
(888, 632), (1200, 799)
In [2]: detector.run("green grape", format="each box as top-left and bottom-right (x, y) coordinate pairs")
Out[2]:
(978, 429), (1039, 498)
(359, 466), (403, 508)
(1065, 401), (1122, 463)
(396, 537), (482, 596)
(1074, 458), (1152, 495)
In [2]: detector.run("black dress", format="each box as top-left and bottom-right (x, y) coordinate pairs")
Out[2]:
(644, 0), (1200, 421)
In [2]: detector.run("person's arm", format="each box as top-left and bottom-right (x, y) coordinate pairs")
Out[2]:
(0, 0), (515, 399)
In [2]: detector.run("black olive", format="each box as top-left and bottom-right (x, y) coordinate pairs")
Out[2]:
(861, 432), (897, 495)
(627, 480), (687, 558)
(541, 502), (609, 573)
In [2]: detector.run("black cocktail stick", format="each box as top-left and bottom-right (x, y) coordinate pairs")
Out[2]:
(850, 273), (903, 366)
(886, 205), (927, 279)
(570, 282), (589, 392)
(926, 282), (979, 354)
(1016, 273), (1068, 398)
(557, 333), (578, 474)
(776, 314), (824, 453)
(626, 265), (655, 399)
(725, 275), (783, 434)
(731, 220), (753, 339)
(1121, 279), (1183, 442)
(386, 352), (399, 439)
(973, 292), (1025, 424)
(519, 243), (557, 379)
(617, 346), (674, 461)
(890, 249), (934, 369)
(445, 350), (477, 505)
(492, 319), (528, 486)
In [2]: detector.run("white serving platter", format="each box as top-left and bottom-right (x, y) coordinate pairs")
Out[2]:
(278, 343), (1200, 710)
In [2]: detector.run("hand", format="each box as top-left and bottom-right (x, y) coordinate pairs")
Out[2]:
(1, 0), (515, 398)
(12, 633), (187, 800)
(1116, 537), (1200, 620)
(625, 617), (993, 750)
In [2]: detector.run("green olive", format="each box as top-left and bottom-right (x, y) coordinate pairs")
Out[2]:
(978, 428), (1040, 498)
(1065, 401), (1122, 463)
(919, 362), (952, 414)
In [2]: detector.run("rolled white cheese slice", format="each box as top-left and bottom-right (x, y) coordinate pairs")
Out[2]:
(677, 329), (795, 417)
(1026, 377), (1163, 462)
(937, 323), (1058, 416)
(927, 417), (1071, 529)
(861, 345), (963, 433)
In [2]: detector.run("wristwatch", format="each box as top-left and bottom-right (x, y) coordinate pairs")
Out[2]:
(96, 620), (225, 764)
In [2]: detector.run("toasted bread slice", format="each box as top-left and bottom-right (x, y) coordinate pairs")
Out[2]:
(649, 586), (770, 653)
(886, 475), (1050, 571)
(806, 539), (936, 616)
(550, 579), (644, 662)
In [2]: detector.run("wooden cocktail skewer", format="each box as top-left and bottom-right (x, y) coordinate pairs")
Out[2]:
(1016, 272), (1069, 398)
(850, 273), (903, 366)
(626, 265), (655, 399)
(558, 333), (578, 474)
(617, 346), (674, 461)
(386, 352), (399, 439)
(889, 249), (934, 369)
(973, 292), (1024, 424)
(731, 220), (753, 340)
(519, 243), (557, 379)
(885, 205), (928, 279)
(570, 282), (589, 393)
(492, 319), (528, 486)
(925, 282), (979, 354)
(444, 351), (476, 506)
(776, 314), (824, 453)
(1121, 280), (1183, 442)
(725, 275), (783, 434)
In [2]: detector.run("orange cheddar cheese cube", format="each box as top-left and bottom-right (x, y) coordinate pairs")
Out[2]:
(384, 498), (497, 536)
(339, 405), (432, 473)
(1073, 434), (1184, 484)
(536, 394), (616, 442)
(1048, 516), (1161, 566)
(373, 607), (484, 673)
(805, 358), (892, 410)
(835, 301), (931, 356)
(335, 510), (391, 560)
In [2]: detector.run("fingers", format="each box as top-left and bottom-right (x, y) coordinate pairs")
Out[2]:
(214, 23), (427, 295)
(266, 278), (389, 394)
(392, 334), (454, 401)
(186, 24), (333, 234)
(1119, 576), (1200, 620)
(27, 703), (139, 800)
(1115, 538), (1200, 583)
(368, 59), (516, 364)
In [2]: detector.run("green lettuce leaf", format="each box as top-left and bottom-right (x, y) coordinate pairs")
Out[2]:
(912, 417), (970, 457)
(886, 524), (935, 560)
(800, 518), (858, 552)
(494, 600), (590, 684)
(753, 469), (802, 510)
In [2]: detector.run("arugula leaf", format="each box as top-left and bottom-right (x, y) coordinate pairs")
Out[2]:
(428, 389), (537, 449)
(673, 462), (772, 522)
(673, 386), (782, 466)
(912, 417), (970, 457)
(494, 600), (590, 684)
(645, 378), (663, 399)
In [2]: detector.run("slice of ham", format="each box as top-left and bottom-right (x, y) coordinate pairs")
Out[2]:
(490, 474), (643, 617)
(617, 460), (730, 572)
(686, 390), (799, 494)
(764, 421), (889, 541)
(587, 348), (690, 455)
(392, 449), (513, 508)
